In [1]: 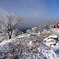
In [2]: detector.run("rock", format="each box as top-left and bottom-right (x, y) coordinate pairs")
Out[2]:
(49, 35), (58, 39)
(44, 38), (56, 46)
(43, 35), (59, 47)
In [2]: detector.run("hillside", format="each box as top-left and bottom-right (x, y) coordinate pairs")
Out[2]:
(0, 28), (59, 59)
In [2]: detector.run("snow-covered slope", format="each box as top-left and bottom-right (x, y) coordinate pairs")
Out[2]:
(0, 29), (59, 59)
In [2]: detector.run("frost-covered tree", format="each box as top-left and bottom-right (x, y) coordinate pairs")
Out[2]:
(0, 13), (23, 39)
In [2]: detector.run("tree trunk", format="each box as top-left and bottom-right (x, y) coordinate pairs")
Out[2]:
(8, 31), (12, 39)
(9, 35), (11, 39)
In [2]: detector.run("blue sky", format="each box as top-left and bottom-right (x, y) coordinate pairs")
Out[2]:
(0, 0), (59, 28)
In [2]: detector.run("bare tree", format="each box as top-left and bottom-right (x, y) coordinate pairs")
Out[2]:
(0, 13), (23, 39)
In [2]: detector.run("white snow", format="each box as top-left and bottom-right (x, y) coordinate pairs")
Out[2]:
(0, 33), (33, 46)
(0, 34), (28, 46)
(38, 47), (59, 59)
(27, 41), (33, 47)
(49, 35), (58, 38)
(0, 40), (12, 46)
(43, 35), (59, 49)
(0, 32), (59, 59)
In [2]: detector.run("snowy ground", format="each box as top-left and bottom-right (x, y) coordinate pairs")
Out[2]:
(0, 28), (59, 59)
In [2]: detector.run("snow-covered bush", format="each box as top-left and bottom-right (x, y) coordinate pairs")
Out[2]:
(26, 29), (32, 34)
(32, 27), (38, 33)
(0, 13), (23, 39)
(12, 29), (23, 37)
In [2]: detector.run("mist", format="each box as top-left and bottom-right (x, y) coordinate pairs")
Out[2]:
(0, 0), (59, 31)
(0, 8), (59, 32)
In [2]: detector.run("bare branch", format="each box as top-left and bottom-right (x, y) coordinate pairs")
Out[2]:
(0, 13), (23, 39)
